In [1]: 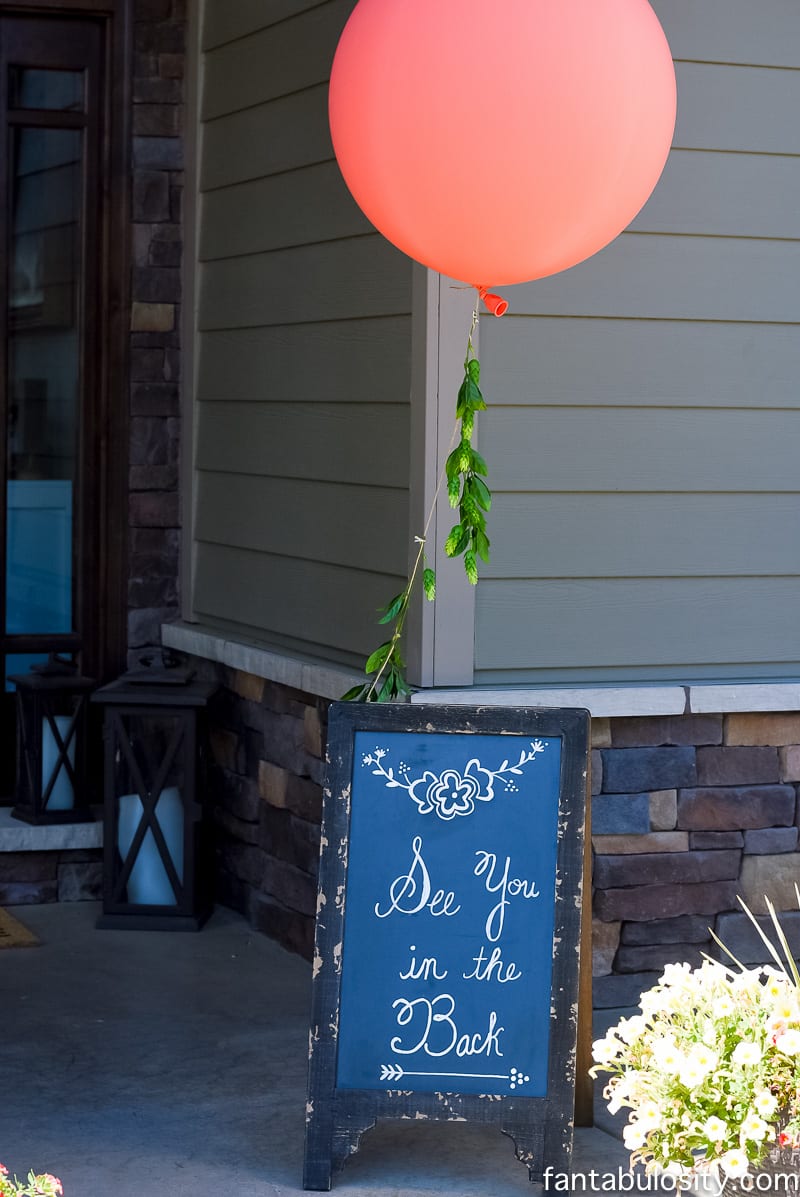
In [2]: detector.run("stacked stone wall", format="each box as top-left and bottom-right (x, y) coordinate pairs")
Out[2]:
(127, 0), (185, 663)
(592, 712), (800, 1008)
(184, 659), (327, 960)
(0, 850), (103, 905)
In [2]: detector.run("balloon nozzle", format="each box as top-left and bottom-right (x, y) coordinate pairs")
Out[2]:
(477, 287), (509, 317)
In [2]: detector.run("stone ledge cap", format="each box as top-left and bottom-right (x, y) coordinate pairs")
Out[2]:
(0, 808), (103, 852)
(162, 621), (361, 702)
(689, 683), (800, 714)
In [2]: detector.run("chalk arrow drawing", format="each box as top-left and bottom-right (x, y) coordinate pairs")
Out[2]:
(379, 1064), (530, 1088)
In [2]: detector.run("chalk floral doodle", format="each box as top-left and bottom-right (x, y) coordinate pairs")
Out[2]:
(361, 742), (547, 820)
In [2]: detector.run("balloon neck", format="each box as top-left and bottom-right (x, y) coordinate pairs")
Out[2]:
(477, 287), (509, 317)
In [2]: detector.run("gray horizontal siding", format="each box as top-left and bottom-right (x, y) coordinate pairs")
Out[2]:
(674, 62), (800, 154)
(652, 0), (800, 67)
(507, 234), (800, 322)
(486, 494), (800, 579)
(476, 580), (800, 676)
(484, 318), (800, 408)
(194, 544), (403, 660)
(195, 402), (409, 488)
(196, 318), (412, 404)
(482, 408), (800, 492)
(631, 149), (800, 239)
(198, 236), (412, 329)
(192, 0), (412, 663)
(200, 86), (331, 191)
(196, 473), (408, 576)
(199, 161), (370, 259)
(201, 0), (351, 120)
(474, 7), (800, 685)
(202, 0), (326, 51)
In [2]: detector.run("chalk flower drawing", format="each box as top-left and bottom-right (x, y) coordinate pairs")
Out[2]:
(361, 742), (546, 820)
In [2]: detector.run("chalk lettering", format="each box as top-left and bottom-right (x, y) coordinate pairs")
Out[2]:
(399, 945), (448, 982)
(390, 994), (504, 1058)
(375, 836), (461, 919)
(462, 944), (522, 983)
(474, 851), (540, 941)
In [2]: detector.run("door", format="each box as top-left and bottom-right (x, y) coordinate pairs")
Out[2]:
(0, 12), (114, 797)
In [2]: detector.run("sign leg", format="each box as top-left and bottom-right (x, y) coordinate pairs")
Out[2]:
(303, 1107), (333, 1191)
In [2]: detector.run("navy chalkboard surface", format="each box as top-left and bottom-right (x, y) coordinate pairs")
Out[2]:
(304, 704), (589, 1190)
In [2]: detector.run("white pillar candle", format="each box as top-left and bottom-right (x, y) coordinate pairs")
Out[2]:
(42, 715), (75, 810)
(117, 785), (184, 906)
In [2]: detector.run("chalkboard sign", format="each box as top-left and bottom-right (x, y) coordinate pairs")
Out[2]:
(304, 703), (589, 1190)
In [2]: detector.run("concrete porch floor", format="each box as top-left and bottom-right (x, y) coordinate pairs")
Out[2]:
(2, 903), (631, 1197)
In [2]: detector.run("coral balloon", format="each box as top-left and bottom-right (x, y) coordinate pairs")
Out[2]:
(329, 0), (676, 287)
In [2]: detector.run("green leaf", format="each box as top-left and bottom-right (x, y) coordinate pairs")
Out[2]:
(470, 392), (487, 412)
(465, 379), (483, 409)
(341, 683), (367, 702)
(471, 448), (488, 476)
(456, 378), (469, 419)
(378, 591), (405, 624)
(447, 475), (461, 507)
(445, 446), (462, 482)
(444, 523), (464, 556)
(377, 674), (393, 702)
(476, 528), (491, 563)
(467, 357), (480, 383)
(365, 641), (392, 674)
(423, 568), (436, 601)
(471, 475), (492, 511)
(464, 549), (478, 585)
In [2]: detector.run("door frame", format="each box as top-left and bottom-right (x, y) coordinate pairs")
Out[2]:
(0, 0), (131, 686)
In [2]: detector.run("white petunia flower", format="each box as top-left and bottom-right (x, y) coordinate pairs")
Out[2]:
(660, 962), (693, 988)
(754, 1090), (778, 1118)
(713, 994), (736, 1018)
(592, 1036), (622, 1065)
(617, 1014), (647, 1044)
(771, 999), (800, 1024)
(623, 1123), (647, 1151)
(720, 1149), (750, 1179)
(651, 1036), (684, 1074)
(679, 1057), (711, 1089)
(731, 1040), (761, 1066)
(636, 1102), (662, 1132)
(740, 1113), (769, 1143)
(775, 1029), (800, 1055)
(703, 1115), (728, 1141)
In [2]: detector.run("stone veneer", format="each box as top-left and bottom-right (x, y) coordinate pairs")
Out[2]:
(127, 0), (185, 664)
(0, 850), (103, 905)
(180, 659), (328, 960)
(591, 712), (800, 1009)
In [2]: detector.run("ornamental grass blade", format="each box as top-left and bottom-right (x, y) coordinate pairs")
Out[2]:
(704, 933), (747, 976)
(764, 895), (800, 988)
(736, 894), (789, 977)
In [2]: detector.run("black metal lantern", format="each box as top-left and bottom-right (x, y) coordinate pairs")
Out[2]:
(9, 655), (96, 825)
(92, 660), (216, 930)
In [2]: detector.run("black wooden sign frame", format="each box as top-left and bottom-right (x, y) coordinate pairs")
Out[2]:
(303, 703), (589, 1190)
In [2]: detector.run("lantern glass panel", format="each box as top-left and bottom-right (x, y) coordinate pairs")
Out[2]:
(112, 711), (188, 907)
(17, 687), (84, 813)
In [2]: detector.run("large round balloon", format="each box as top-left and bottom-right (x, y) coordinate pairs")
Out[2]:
(329, 0), (676, 287)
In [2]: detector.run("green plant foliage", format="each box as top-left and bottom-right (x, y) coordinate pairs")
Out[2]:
(344, 310), (493, 702)
(444, 344), (492, 585)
